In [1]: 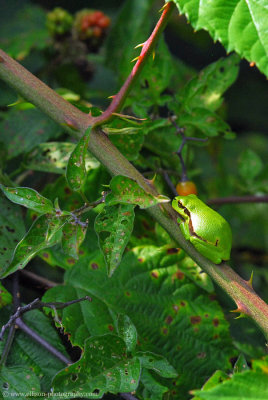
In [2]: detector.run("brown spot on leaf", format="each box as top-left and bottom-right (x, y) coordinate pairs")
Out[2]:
(67, 258), (75, 265)
(42, 253), (49, 259)
(166, 315), (173, 325)
(64, 187), (71, 195)
(125, 291), (131, 297)
(204, 314), (209, 318)
(190, 316), (202, 325)
(162, 327), (168, 335)
(167, 248), (180, 254)
(91, 263), (99, 270)
(151, 271), (159, 279)
(180, 301), (186, 307)
(108, 325), (114, 331)
(197, 352), (207, 359)
(138, 258), (144, 263)
(213, 318), (219, 327)
(209, 294), (217, 301)
(174, 270), (184, 280)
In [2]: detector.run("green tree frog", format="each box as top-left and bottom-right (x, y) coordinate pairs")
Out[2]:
(172, 194), (232, 264)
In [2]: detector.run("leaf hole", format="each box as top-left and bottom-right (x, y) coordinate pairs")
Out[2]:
(71, 374), (78, 382)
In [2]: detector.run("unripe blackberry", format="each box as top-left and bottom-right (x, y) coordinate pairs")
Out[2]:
(46, 7), (73, 37)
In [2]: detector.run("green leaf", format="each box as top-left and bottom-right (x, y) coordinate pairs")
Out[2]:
(26, 142), (100, 174)
(0, 109), (61, 159)
(106, 175), (170, 209)
(170, 0), (268, 77)
(233, 354), (250, 373)
(116, 314), (138, 353)
(192, 370), (230, 397)
(95, 204), (135, 276)
(104, 118), (145, 161)
(0, 195), (25, 273)
(105, 0), (155, 82)
(62, 220), (88, 260)
(0, 3), (48, 59)
(43, 241), (236, 397)
(0, 185), (54, 214)
(0, 307), (69, 391)
(191, 356), (268, 399)
(178, 256), (214, 293)
(177, 55), (240, 112)
(139, 369), (169, 400)
(66, 127), (91, 191)
(136, 351), (178, 378)
(52, 334), (141, 398)
(0, 366), (40, 397)
(1, 214), (62, 278)
(0, 282), (12, 308)
(178, 108), (233, 138)
(238, 149), (263, 182)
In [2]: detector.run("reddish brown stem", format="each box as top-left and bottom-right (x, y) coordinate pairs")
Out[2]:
(91, 2), (175, 126)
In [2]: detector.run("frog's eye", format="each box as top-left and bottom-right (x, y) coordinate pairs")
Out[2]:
(176, 181), (197, 196)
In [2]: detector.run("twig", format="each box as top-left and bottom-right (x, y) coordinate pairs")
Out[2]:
(207, 195), (268, 205)
(162, 170), (177, 196)
(72, 192), (108, 216)
(19, 269), (58, 288)
(15, 318), (71, 365)
(170, 117), (208, 182)
(0, 296), (92, 341)
(0, 324), (16, 366)
(120, 393), (139, 400)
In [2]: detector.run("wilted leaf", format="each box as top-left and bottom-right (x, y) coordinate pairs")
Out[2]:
(1, 214), (62, 278)
(95, 204), (135, 276)
(66, 127), (91, 191)
(0, 195), (25, 273)
(106, 175), (170, 209)
(116, 314), (137, 353)
(0, 185), (54, 214)
(26, 142), (99, 174)
(62, 220), (88, 259)
(52, 334), (141, 398)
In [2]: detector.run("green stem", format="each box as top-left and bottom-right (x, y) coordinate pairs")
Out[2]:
(0, 3), (268, 339)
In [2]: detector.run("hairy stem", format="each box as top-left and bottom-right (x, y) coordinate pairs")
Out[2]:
(91, 2), (175, 126)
